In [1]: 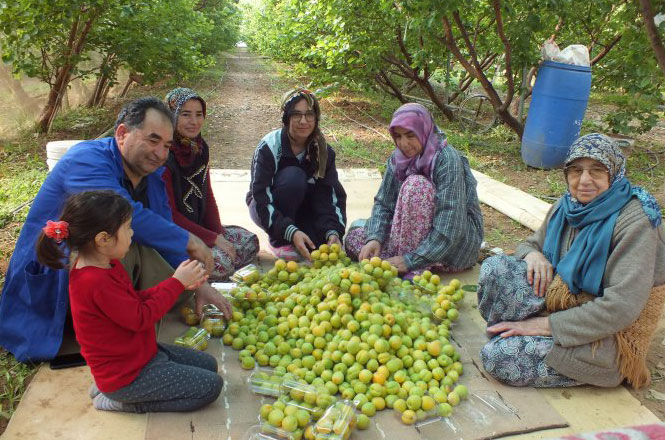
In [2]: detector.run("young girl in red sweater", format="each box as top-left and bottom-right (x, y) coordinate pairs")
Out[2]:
(36, 190), (222, 413)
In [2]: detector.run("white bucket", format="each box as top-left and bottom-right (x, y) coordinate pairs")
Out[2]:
(46, 140), (84, 171)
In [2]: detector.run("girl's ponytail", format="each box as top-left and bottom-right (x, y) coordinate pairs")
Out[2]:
(36, 230), (67, 269)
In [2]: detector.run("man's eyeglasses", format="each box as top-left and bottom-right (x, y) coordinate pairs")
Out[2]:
(290, 110), (316, 122)
(564, 164), (609, 179)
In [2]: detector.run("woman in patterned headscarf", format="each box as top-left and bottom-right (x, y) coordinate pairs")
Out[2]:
(247, 88), (347, 261)
(477, 133), (665, 389)
(344, 103), (483, 277)
(162, 87), (258, 280)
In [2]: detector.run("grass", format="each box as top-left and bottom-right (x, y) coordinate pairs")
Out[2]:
(0, 352), (36, 421)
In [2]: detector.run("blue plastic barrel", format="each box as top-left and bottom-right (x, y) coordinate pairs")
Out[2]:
(521, 60), (592, 169)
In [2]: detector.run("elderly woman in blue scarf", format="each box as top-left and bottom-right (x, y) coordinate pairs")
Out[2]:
(478, 133), (665, 389)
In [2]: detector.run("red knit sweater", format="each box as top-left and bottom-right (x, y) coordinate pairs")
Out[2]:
(162, 168), (224, 247)
(69, 260), (184, 392)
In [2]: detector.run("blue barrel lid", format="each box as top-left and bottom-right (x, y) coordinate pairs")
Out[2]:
(541, 59), (591, 73)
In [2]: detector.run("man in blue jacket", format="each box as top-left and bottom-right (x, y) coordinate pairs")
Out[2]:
(0, 97), (232, 362)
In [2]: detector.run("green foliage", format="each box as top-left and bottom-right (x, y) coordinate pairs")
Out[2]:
(0, 146), (46, 229)
(243, 0), (664, 137)
(89, 0), (240, 86)
(0, 0), (240, 123)
(0, 350), (38, 420)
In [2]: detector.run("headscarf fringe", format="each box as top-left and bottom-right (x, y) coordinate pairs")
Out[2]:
(545, 275), (665, 389)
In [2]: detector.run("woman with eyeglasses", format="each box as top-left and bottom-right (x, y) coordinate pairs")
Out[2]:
(478, 133), (664, 389)
(162, 88), (259, 281)
(344, 103), (483, 278)
(247, 88), (347, 261)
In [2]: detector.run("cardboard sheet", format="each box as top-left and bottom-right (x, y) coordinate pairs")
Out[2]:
(145, 266), (568, 440)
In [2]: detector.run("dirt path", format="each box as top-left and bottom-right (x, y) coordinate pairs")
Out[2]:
(204, 48), (282, 169)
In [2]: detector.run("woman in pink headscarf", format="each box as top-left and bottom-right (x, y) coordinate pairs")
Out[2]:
(344, 103), (483, 276)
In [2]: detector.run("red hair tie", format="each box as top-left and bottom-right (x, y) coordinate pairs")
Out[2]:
(43, 220), (69, 243)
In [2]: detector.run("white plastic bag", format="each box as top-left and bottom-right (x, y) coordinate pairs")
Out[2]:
(541, 41), (590, 67)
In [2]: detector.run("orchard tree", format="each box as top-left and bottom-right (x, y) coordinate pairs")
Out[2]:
(87, 0), (238, 107)
(0, 0), (121, 132)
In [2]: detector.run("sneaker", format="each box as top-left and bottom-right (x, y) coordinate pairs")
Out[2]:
(268, 243), (301, 261)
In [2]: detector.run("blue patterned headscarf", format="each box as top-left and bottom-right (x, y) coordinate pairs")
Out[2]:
(542, 133), (662, 296)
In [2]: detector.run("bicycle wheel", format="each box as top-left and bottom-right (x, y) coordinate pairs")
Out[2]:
(457, 93), (497, 134)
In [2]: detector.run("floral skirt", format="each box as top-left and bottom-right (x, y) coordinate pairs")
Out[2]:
(344, 174), (461, 273)
(477, 255), (580, 387)
(210, 226), (259, 281)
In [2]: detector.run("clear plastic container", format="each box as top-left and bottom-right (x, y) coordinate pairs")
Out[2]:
(278, 379), (336, 419)
(210, 281), (238, 295)
(248, 367), (288, 397)
(174, 326), (210, 351)
(231, 264), (261, 285)
(200, 304), (227, 338)
(244, 424), (300, 440)
(179, 305), (200, 326)
(313, 400), (357, 440)
(417, 390), (518, 439)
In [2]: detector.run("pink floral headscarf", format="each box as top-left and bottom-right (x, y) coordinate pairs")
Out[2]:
(389, 103), (446, 182)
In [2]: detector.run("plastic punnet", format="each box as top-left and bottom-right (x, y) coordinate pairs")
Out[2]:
(174, 327), (210, 351)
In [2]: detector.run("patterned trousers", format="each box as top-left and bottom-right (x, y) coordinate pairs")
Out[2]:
(210, 226), (259, 281)
(344, 174), (460, 273)
(477, 255), (580, 387)
(104, 344), (222, 413)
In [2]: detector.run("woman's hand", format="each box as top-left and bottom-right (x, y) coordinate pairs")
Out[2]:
(215, 234), (237, 262)
(524, 251), (553, 297)
(293, 230), (315, 261)
(358, 240), (381, 261)
(173, 259), (208, 290)
(386, 256), (408, 274)
(327, 234), (341, 246)
(486, 317), (551, 338)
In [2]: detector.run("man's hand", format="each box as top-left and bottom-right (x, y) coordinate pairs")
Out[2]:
(187, 233), (213, 274)
(292, 230), (315, 261)
(195, 282), (232, 319)
(486, 317), (551, 338)
(386, 255), (408, 274)
(327, 234), (341, 246)
(358, 240), (381, 261)
(215, 234), (237, 262)
(524, 251), (553, 297)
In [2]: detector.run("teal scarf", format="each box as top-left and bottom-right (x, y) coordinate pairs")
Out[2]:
(543, 177), (633, 296)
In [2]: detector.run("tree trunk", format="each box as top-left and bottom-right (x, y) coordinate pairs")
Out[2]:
(87, 74), (106, 107)
(374, 71), (407, 102)
(120, 77), (134, 97)
(37, 64), (74, 133)
(99, 80), (112, 107)
(37, 13), (99, 133)
(638, 0), (665, 78)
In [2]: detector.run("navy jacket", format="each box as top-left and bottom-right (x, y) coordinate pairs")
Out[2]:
(247, 128), (346, 243)
(0, 137), (189, 362)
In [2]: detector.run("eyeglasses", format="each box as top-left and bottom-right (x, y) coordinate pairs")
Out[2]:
(290, 110), (316, 122)
(564, 164), (609, 179)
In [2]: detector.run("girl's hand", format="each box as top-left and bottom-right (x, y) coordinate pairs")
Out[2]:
(359, 240), (381, 261)
(293, 231), (315, 262)
(386, 255), (408, 274)
(524, 251), (553, 297)
(486, 317), (551, 338)
(215, 234), (237, 261)
(173, 259), (208, 290)
(327, 234), (341, 246)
